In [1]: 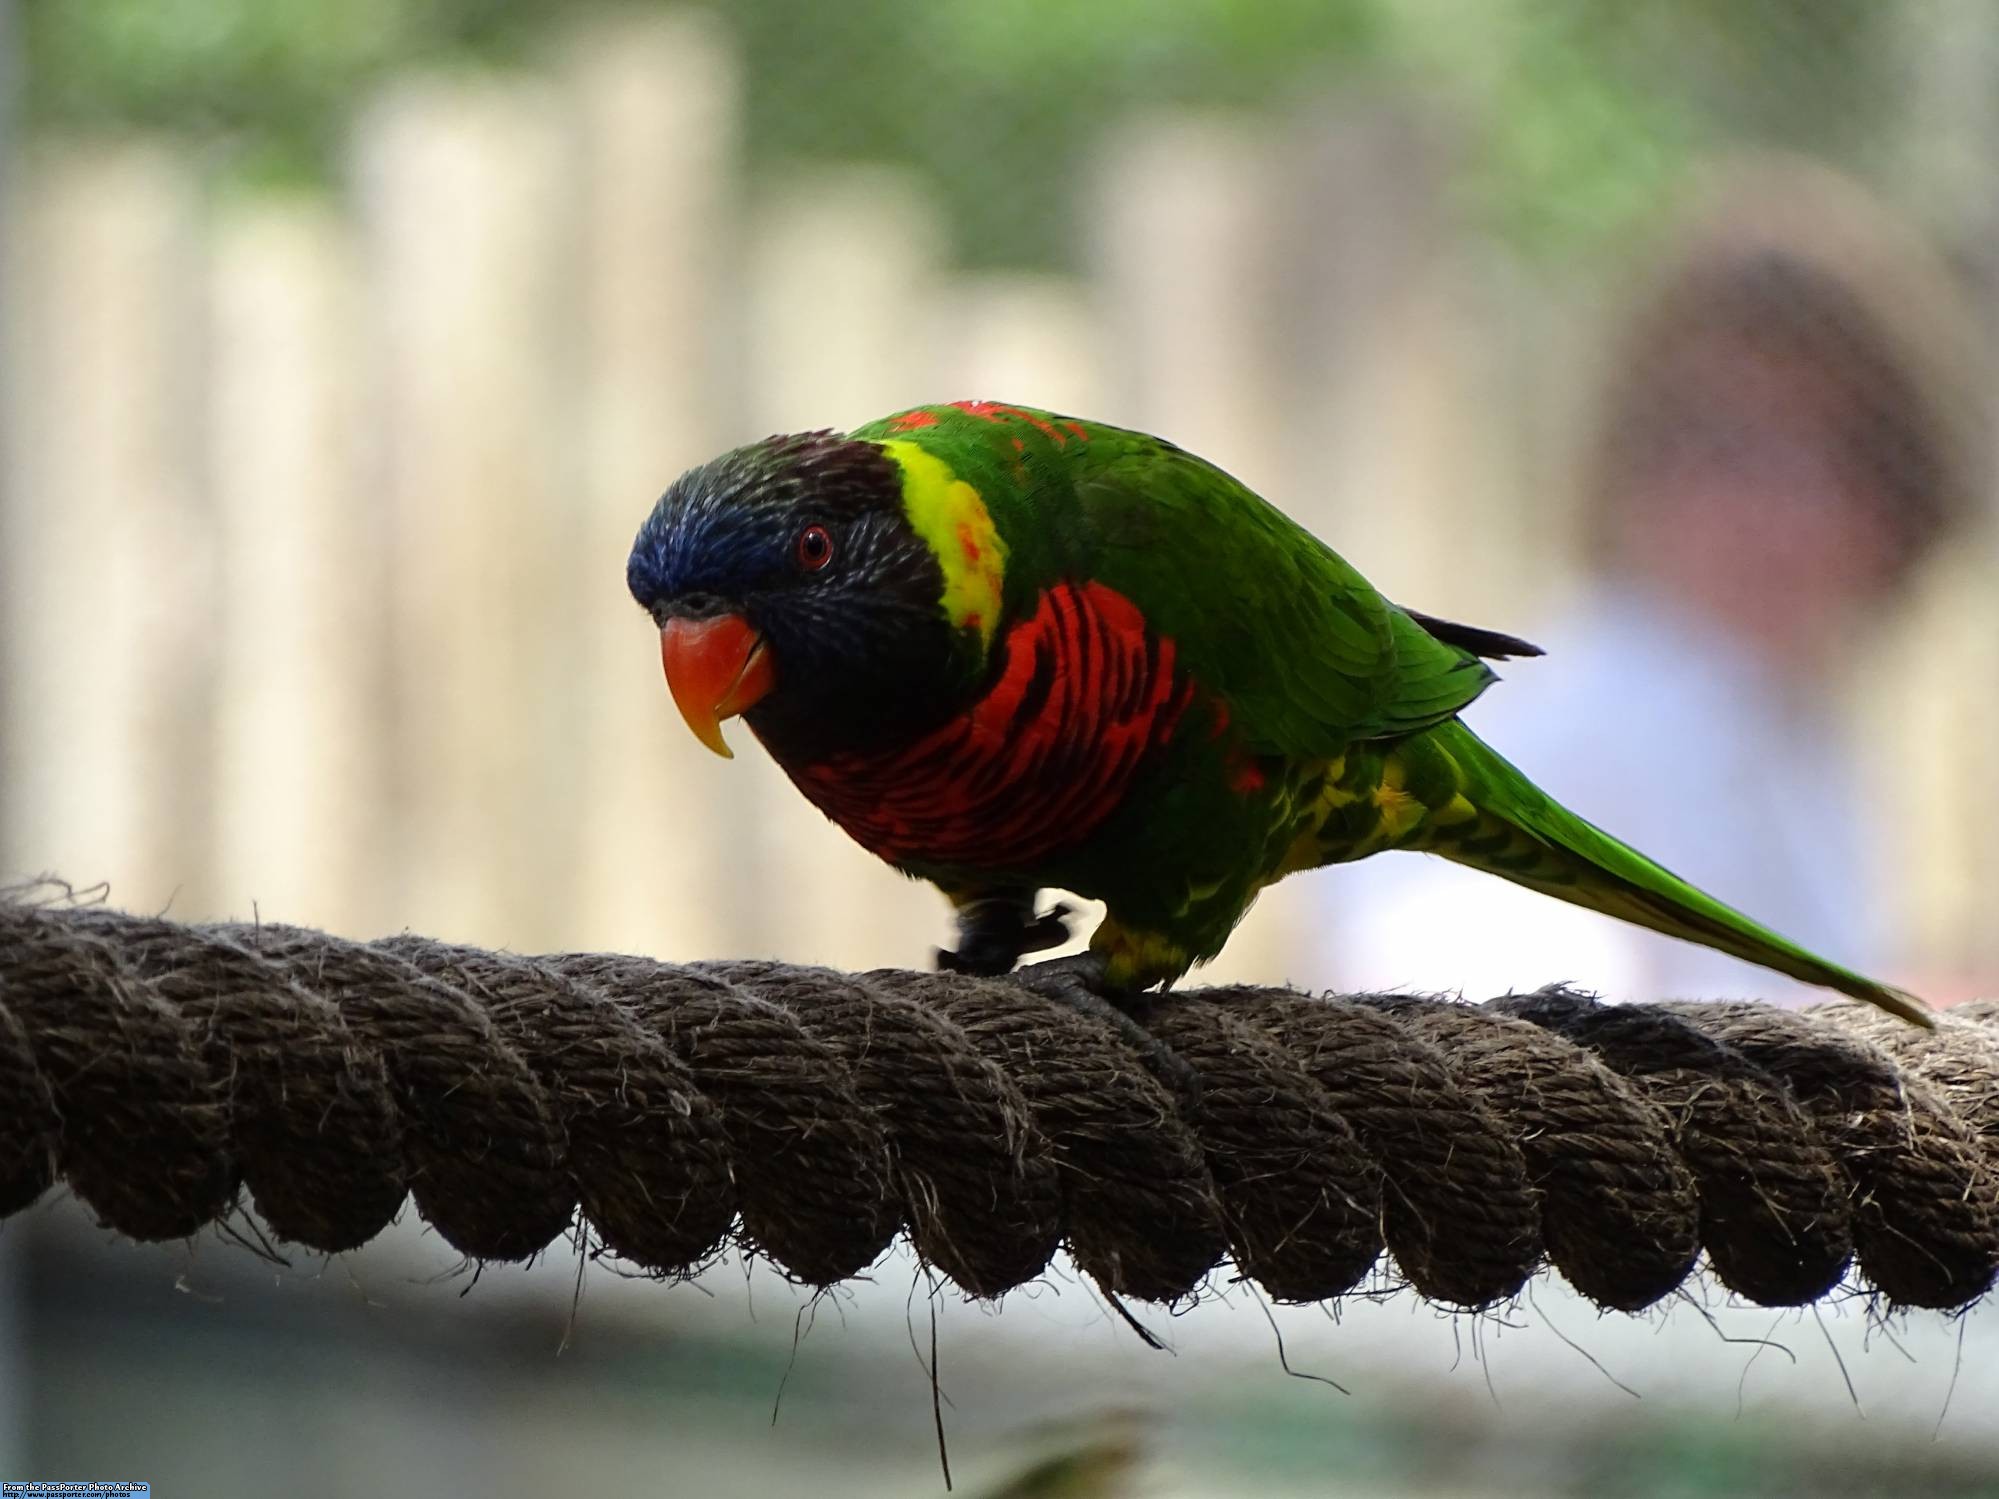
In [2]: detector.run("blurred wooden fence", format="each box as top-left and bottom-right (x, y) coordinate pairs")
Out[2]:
(1, 9), (1994, 986)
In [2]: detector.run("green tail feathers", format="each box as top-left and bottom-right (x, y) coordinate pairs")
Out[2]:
(1430, 724), (1934, 1028)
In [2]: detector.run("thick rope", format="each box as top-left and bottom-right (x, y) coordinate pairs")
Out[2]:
(3, 898), (1997, 1315)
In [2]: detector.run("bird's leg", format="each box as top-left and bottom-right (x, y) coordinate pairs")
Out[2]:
(1008, 951), (1198, 1097)
(936, 886), (1074, 976)
(938, 897), (1197, 1094)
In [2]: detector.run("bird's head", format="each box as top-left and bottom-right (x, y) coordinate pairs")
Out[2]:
(627, 431), (1005, 763)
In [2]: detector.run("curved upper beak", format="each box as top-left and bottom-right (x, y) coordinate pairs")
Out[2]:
(659, 613), (776, 759)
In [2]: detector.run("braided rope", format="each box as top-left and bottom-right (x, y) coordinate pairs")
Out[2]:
(3, 898), (1997, 1315)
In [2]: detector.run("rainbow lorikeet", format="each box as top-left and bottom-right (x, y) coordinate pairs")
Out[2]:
(625, 400), (1930, 1028)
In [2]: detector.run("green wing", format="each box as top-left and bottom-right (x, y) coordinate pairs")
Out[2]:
(1058, 423), (1498, 757)
(854, 403), (1500, 757)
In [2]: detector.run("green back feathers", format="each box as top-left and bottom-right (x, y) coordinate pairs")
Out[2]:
(855, 401), (1499, 757)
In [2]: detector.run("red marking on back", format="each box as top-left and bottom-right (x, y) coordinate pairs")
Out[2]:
(1013, 409), (1067, 446)
(949, 400), (1070, 447)
(888, 409), (939, 430)
(794, 582), (1190, 869)
(1228, 759), (1266, 795)
(1062, 420), (1089, 442)
(956, 520), (981, 563)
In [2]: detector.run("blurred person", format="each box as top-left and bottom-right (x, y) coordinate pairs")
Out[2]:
(1310, 156), (1981, 1005)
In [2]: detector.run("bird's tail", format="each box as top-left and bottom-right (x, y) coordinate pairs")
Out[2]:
(1421, 721), (1933, 1027)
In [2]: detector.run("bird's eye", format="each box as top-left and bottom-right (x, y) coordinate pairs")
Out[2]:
(794, 524), (835, 573)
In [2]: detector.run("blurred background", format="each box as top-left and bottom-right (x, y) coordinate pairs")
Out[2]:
(4, 1), (1999, 1494)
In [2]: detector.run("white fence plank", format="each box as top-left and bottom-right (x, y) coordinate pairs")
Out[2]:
(1089, 116), (1285, 495)
(352, 75), (573, 949)
(745, 166), (945, 435)
(562, 11), (750, 960)
(946, 273), (1106, 416)
(207, 198), (386, 933)
(1, 144), (211, 913)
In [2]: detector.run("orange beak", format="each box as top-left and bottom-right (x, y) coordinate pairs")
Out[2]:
(659, 614), (777, 759)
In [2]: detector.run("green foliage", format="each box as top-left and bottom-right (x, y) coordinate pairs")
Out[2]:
(1376, 0), (1902, 250)
(709, 0), (1383, 265)
(17, 0), (1899, 263)
(20, 0), (544, 180)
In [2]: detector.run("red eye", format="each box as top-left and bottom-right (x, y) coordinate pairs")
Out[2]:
(795, 524), (835, 572)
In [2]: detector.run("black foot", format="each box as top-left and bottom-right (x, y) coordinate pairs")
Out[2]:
(1008, 953), (1200, 1100)
(937, 892), (1074, 977)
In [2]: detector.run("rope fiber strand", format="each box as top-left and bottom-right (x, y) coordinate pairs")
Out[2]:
(3, 897), (1997, 1316)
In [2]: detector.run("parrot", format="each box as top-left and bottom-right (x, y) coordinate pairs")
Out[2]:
(624, 399), (1931, 1029)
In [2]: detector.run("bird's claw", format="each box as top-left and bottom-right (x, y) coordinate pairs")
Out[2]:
(937, 895), (1075, 976)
